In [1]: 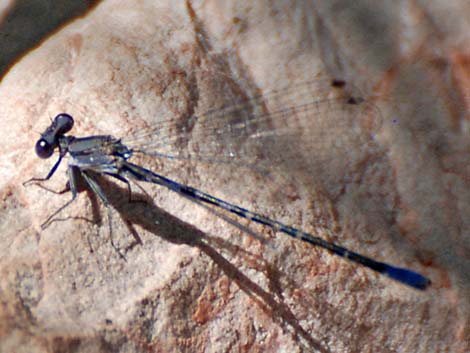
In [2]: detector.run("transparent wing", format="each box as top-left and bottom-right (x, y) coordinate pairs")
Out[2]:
(121, 78), (384, 189)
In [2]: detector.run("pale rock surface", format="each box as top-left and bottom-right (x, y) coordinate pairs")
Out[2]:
(0, 1), (469, 352)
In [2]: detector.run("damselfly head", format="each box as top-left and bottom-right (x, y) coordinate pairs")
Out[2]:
(35, 113), (74, 159)
(53, 113), (74, 135)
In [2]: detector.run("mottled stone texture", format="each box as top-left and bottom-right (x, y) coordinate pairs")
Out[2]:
(0, 1), (469, 352)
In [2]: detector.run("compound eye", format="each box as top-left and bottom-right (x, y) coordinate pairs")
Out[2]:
(54, 113), (74, 134)
(35, 138), (54, 159)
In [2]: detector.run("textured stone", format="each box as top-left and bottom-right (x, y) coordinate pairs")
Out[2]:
(0, 1), (469, 352)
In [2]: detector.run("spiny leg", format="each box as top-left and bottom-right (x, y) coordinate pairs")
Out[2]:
(28, 181), (71, 196)
(23, 154), (64, 186)
(82, 171), (126, 260)
(106, 172), (150, 204)
(41, 166), (80, 229)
